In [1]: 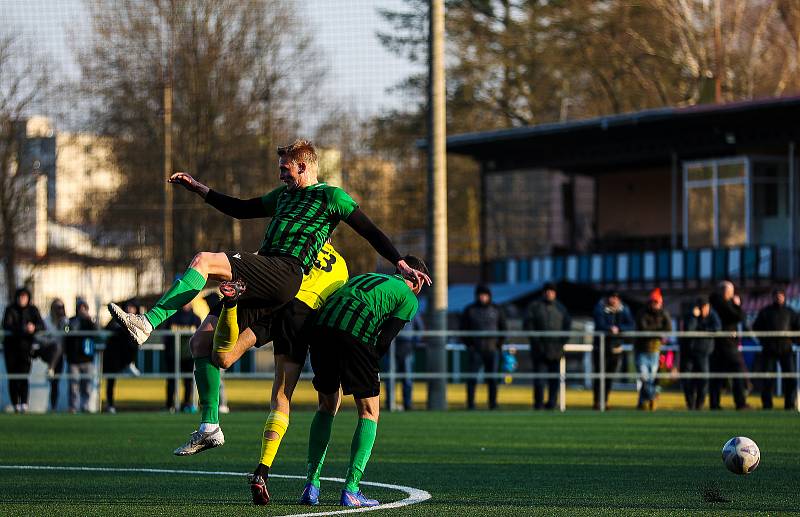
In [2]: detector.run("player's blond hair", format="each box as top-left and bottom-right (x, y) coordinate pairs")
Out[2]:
(277, 139), (318, 169)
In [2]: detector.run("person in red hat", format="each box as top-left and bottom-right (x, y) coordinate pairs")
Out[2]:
(634, 288), (672, 410)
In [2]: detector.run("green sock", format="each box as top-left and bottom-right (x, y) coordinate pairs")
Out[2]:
(194, 356), (220, 424)
(344, 418), (377, 492)
(144, 268), (206, 328)
(306, 411), (335, 488)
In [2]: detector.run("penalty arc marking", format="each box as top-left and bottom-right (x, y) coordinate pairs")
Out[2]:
(0, 465), (431, 516)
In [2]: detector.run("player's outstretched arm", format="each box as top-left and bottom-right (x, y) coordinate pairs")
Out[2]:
(345, 209), (432, 287)
(169, 172), (268, 219)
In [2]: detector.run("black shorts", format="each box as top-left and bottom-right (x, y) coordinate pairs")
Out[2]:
(224, 252), (303, 310)
(309, 327), (380, 399)
(270, 299), (316, 364)
(208, 300), (273, 347)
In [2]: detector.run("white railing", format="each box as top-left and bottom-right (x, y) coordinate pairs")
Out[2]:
(1, 330), (799, 413)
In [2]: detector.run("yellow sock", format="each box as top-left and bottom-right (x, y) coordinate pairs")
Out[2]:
(259, 410), (289, 468)
(213, 304), (238, 354)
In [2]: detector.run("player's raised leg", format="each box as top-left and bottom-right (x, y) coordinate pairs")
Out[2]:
(300, 390), (341, 506)
(340, 395), (380, 508)
(109, 252), (232, 345)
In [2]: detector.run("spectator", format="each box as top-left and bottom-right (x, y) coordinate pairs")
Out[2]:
(592, 292), (634, 410)
(525, 282), (571, 410)
(460, 284), (506, 410)
(681, 297), (720, 410)
(385, 312), (424, 411)
(709, 281), (749, 410)
(752, 287), (799, 410)
(163, 302), (201, 412)
(65, 299), (97, 413)
(103, 299), (141, 413)
(2, 287), (44, 413)
(42, 299), (69, 411)
(634, 288), (672, 411)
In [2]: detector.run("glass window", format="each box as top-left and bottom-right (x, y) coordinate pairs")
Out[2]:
(718, 162), (745, 179)
(687, 165), (713, 182)
(718, 183), (746, 246)
(687, 186), (714, 247)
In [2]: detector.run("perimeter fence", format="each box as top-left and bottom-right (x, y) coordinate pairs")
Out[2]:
(1, 330), (799, 413)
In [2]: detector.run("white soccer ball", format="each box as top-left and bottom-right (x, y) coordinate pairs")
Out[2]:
(721, 436), (760, 475)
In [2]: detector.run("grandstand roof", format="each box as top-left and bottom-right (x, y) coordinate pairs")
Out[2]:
(442, 96), (800, 172)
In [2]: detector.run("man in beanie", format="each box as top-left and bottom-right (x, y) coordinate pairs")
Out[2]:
(681, 297), (720, 409)
(460, 284), (507, 409)
(634, 288), (672, 410)
(752, 287), (799, 410)
(525, 282), (571, 409)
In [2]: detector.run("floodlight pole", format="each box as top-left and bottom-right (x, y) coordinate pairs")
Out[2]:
(162, 5), (175, 288)
(426, 0), (448, 410)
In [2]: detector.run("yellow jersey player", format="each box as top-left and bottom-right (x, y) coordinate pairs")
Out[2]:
(173, 243), (348, 505)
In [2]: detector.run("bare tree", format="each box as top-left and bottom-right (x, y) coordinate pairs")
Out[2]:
(77, 0), (323, 280)
(0, 33), (50, 301)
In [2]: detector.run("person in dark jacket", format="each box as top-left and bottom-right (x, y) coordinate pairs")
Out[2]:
(65, 299), (97, 413)
(752, 287), (799, 410)
(163, 302), (201, 412)
(592, 292), (634, 410)
(460, 285), (506, 410)
(103, 299), (141, 413)
(708, 281), (749, 410)
(681, 297), (720, 410)
(2, 287), (45, 413)
(525, 283), (571, 410)
(634, 288), (672, 411)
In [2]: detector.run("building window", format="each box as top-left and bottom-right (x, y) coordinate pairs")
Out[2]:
(683, 156), (790, 250)
(684, 158), (748, 248)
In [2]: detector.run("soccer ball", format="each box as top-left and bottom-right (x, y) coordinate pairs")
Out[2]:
(721, 436), (760, 475)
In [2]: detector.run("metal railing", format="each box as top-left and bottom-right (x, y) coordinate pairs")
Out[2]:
(1, 330), (799, 413)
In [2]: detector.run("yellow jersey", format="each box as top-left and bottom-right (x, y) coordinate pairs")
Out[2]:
(295, 242), (348, 310)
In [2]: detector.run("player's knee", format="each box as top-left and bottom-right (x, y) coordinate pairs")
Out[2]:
(317, 395), (339, 415)
(189, 252), (212, 274)
(189, 335), (210, 358)
(215, 352), (234, 369)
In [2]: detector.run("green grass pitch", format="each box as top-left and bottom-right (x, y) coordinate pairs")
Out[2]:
(1, 410), (798, 516)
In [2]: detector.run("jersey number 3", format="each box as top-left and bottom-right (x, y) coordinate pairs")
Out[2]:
(316, 251), (337, 273)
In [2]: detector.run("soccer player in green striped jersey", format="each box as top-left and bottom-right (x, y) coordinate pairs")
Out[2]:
(299, 255), (429, 508)
(107, 140), (431, 479)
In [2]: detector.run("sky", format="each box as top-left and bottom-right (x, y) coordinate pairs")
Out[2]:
(1, 0), (421, 119)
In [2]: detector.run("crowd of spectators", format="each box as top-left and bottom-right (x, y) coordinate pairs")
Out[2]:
(2, 279), (798, 413)
(458, 281), (799, 411)
(0, 291), (205, 413)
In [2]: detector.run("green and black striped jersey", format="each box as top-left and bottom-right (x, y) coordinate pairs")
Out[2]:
(258, 183), (358, 271)
(315, 273), (419, 347)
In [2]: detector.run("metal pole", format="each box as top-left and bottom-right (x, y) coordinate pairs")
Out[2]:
(559, 355), (566, 413)
(426, 0), (448, 410)
(162, 5), (175, 287)
(387, 339), (397, 412)
(599, 334), (606, 412)
(789, 141), (795, 278)
(173, 330), (180, 411)
(670, 151), (678, 249)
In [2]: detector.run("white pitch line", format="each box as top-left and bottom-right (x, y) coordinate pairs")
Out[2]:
(0, 465), (431, 516)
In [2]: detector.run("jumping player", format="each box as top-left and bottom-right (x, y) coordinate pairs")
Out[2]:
(109, 140), (429, 346)
(300, 255), (429, 508)
(107, 139), (429, 463)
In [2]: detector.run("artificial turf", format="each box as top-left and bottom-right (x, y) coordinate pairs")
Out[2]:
(0, 410), (798, 516)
